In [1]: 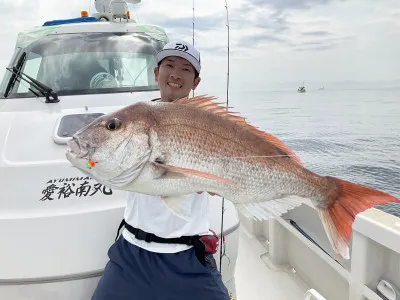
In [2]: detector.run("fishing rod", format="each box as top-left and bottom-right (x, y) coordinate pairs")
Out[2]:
(192, 0), (195, 47)
(191, 0), (230, 272)
(219, 0), (230, 272)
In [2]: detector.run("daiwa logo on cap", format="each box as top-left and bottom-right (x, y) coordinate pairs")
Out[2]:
(174, 43), (189, 52)
(156, 40), (201, 73)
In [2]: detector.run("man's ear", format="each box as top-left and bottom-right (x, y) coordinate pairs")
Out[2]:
(192, 76), (201, 90)
(154, 67), (159, 82)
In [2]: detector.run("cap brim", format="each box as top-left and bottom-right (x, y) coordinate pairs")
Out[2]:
(156, 49), (201, 73)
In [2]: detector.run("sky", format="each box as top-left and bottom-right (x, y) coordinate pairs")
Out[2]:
(1, 0), (400, 92)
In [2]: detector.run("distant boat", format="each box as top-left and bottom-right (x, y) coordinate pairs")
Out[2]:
(297, 86), (306, 93)
(318, 86), (325, 90)
(297, 81), (306, 93)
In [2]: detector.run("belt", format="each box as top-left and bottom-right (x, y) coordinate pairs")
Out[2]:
(116, 219), (207, 265)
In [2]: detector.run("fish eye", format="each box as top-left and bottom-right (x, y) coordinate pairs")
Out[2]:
(106, 118), (121, 131)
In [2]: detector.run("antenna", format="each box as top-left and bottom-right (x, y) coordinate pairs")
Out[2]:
(219, 0), (230, 272)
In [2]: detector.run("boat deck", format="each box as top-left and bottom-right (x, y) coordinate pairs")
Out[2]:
(235, 226), (307, 300)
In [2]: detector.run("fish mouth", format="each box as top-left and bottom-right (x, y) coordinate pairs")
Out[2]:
(67, 137), (90, 159)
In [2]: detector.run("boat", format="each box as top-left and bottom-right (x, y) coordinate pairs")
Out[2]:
(298, 83), (306, 93)
(0, 1), (240, 299)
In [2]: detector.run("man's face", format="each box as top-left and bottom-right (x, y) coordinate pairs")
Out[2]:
(154, 56), (201, 102)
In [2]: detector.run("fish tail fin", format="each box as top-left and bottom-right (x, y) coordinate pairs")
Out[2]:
(318, 176), (399, 259)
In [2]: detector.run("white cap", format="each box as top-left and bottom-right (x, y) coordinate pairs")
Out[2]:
(156, 40), (201, 73)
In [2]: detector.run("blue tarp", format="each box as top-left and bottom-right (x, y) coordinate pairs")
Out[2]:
(43, 17), (98, 27)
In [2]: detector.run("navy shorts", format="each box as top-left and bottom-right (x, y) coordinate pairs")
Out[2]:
(92, 236), (230, 300)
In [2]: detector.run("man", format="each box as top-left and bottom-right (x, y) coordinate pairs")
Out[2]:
(91, 41), (231, 300)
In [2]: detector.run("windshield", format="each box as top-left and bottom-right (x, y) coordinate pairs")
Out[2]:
(0, 32), (165, 98)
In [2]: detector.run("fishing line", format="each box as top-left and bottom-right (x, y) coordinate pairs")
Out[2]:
(227, 152), (398, 159)
(229, 154), (297, 159)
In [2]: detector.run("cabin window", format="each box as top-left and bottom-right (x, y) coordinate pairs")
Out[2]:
(1, 32), (165, 98)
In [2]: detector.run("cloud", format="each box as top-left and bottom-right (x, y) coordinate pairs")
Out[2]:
(223, 1), (343, 54)
(294, 43), (336, 51)
(149, 14), (225, 31)
(288, 34), (355, 52)
(239, 33), (286, 46)
(2, 0), (38, 15)
(391, 10), (400, 19)
(301, 30), (331, 36)
(230, 9), (289, 34)
(246, 0), (339, 12)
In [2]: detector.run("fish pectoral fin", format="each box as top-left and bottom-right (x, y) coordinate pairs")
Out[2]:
(154, 162), (232, 185)
(161, 196), (192, 221)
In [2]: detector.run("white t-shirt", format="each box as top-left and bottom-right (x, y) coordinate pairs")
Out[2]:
(122, 192), (211, 253)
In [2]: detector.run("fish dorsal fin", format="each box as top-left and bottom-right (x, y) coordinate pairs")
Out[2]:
(173, 95), (303, 166)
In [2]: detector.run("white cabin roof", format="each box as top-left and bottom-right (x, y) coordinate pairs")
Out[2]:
(16, 20), (168, 48)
